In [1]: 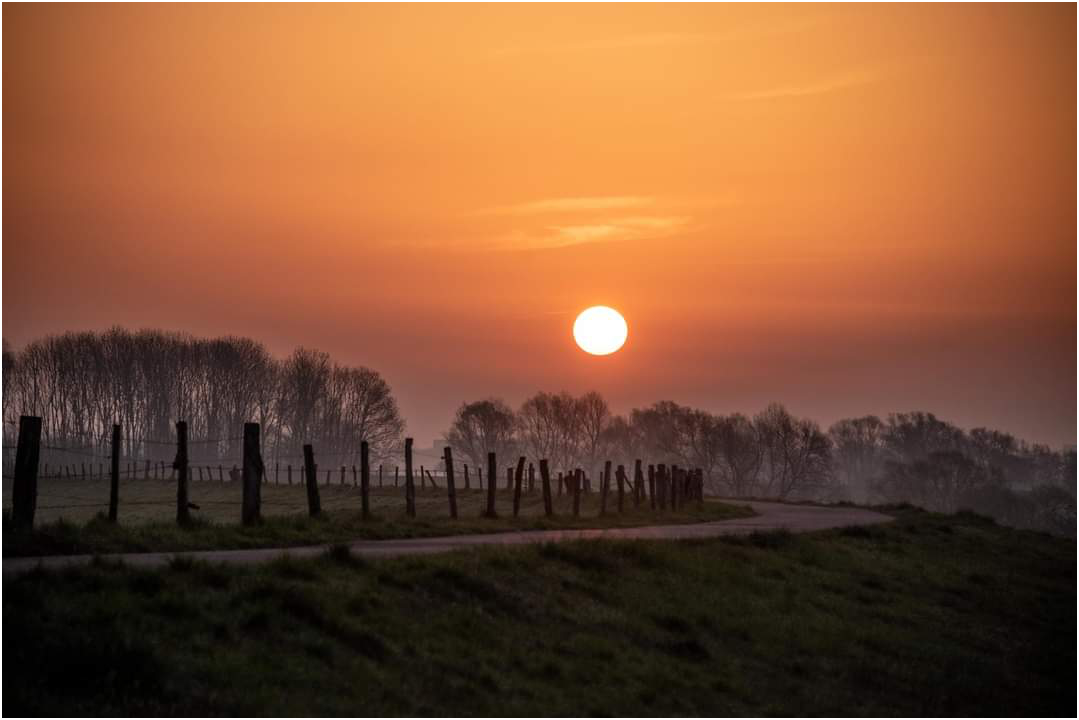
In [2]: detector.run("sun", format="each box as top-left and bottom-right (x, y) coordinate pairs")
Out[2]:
(573, 306), (628, 356)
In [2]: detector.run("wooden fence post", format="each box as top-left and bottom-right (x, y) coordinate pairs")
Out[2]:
(275, 462), (279, 484)
(109, 424), (121, 522)
(528, 462), (535, 493)
(360, 441), (371, 519)
(287, 464), (293, 485)
(671, 465), (679, 511)
(512, 456), (525, 518)
(174, 421), (190, 525)
(11, 415), (42, 530)
(404, 438), (416, 518)
(485, 452), (497, 518)
(325, 468), (331, 485)
(378, 464), (383, 488)
(303, 444), (321, 516)
(477, 465), (484, 491)
(420, 465), (426, 490)
(657, 464), (667, 510)
(557, 471), (564, 496)
(540, 459), (553, 517)
(616, 464), (626, 513)
(600, 461), (612, 515)
(242, 422), (263, 526)
(444, 446), (457, 519)
(395, 465), (399, 487)
(506, 467), (513, 490)
(463, 463), (470, 490)
(572, 469), (582, 517)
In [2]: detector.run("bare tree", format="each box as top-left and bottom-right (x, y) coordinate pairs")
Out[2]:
(828, 415), (886, 503)
(755, 403), (831, 500)
(445, 398), (517, 470)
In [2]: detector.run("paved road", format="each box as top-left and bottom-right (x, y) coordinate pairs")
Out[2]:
(3, 501), (891, 577)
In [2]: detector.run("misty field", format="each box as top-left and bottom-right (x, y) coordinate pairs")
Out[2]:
(4, 507), (1074, 716)
(2, 478), (752, 557)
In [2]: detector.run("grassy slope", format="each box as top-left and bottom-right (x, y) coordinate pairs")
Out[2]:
(3, 489), (752, 557)
(3, 508), (1075, 716)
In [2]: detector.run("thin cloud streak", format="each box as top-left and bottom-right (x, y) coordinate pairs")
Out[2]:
(730, 69), (875, 101)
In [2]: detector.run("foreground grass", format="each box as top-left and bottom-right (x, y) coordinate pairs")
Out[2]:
(3, 489), (752, 557)
(3, 507), (1074, 716)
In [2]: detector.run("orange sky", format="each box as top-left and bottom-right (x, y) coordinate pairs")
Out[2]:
(3, 3), (1076, 446)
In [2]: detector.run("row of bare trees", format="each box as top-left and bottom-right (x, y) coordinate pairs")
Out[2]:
(2, 329), (405, 466)
(445, 395), (1075, 535)
(444, 393), (833, 499)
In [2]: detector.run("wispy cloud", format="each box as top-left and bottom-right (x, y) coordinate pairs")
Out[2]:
(730, 69), (876, 101)
(491, 215), (691, 250)
(477, 196), (653, 217)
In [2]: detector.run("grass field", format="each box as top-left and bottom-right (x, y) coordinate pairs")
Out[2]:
(2, 478), (753, 557)
(3, 507), (1074, 716)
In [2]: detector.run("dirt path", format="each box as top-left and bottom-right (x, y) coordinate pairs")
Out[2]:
(3, 501), (891, 576)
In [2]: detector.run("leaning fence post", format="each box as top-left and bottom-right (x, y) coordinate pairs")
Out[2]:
(444, 446), (458, 519)
(174, 421), (190, 525)
(600, 461), (611, 515)
(11, 415), (42, 530)
(303, 444), (321, 516)
(360, 441), (371, 519)
(616, 464), (626, 513)
(485, 452), (497, 517)
(540, 459), (553, 517)
(109, 424), (121, 522)
(404, 438), (416, 518)
(241, 422), (263, 526)
(512, 456), (525, 518)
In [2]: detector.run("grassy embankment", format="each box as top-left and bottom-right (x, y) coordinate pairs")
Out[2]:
(3, 506), (1074, 716)
(3, 482), (752, 557)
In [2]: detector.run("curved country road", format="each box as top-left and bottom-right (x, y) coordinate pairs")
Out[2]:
(3, 501), (891, 577)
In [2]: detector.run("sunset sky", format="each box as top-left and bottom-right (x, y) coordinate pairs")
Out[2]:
(3, 4), (1076, 447)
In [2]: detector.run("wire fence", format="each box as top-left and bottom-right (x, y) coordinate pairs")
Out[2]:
(5, 419), (696, 528)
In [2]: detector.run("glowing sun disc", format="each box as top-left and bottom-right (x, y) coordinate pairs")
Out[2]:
(573, 306), (628, 355)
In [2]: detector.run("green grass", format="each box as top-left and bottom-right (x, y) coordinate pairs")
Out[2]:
(3, 507), (1074, 716)
(3, 486), (752, 557)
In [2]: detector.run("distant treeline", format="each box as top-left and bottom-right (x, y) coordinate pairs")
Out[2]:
(3, 328), (1074, 535)
(1, 328), (404, 466)
(445, 394), (1076, 536)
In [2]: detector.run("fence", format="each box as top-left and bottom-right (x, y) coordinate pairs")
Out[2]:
(4, 415), (706, 529)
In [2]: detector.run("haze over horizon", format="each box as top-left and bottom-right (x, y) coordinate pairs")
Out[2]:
(3, 3), (1076, 447)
